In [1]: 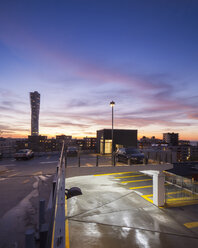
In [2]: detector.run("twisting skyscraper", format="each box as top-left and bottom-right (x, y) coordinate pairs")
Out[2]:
(30, 91), (40, 136)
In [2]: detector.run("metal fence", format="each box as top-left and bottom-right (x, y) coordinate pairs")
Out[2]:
(143, 150), (177, 164)
(46, 143), (66, 248)
(164, 171), (198, 204)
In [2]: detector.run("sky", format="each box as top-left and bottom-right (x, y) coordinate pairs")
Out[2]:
(0, 0), (198, 140)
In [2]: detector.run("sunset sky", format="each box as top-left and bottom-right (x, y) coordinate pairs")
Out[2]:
(0, 0), (198, 140)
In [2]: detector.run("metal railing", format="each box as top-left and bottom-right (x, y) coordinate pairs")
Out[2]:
(47, 142), (66, 248)
(165, 171), (198, 204)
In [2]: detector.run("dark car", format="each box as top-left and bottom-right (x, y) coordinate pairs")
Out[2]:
(115, 147), (145, 164)
(14, 149), (34, 160)
(0, 152), (2, 159)
(66, 147), (78, 157)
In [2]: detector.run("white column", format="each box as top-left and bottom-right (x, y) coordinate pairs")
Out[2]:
(153, 172), (165, 207)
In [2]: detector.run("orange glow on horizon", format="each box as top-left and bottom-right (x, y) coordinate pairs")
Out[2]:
(1, 131), (198, 141)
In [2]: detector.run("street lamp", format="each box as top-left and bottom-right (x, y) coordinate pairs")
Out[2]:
(110, 101), (115, 165)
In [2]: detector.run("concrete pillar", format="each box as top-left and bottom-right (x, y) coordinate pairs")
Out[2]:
(153, 172), (165, 207)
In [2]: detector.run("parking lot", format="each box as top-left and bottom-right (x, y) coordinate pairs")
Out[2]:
(66, 172), (198, 248)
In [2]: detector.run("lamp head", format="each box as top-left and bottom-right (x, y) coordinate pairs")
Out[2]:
(110, 101), (115, 107)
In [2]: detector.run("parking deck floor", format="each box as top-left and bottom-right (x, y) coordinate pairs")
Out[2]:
(66, 172), (198, 248)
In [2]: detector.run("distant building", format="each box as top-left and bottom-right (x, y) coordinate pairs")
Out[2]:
(0, 137), (17, 157)
(30, 91), (40, 136)
(28, 135), (47, 152)
(163, 132), (179, 146)
(97, 129), (137, 154)
(139, 136), (163, 149)
(83, 137), (96, 150)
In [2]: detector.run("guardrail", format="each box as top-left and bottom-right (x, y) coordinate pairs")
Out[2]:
(46, 142), (66, 248)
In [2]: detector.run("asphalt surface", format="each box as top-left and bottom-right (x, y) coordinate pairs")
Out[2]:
(0, 155), (60, 248)
(66, 173), (198, 248)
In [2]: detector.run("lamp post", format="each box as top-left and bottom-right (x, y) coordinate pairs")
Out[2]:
(110, 101), (115, 165)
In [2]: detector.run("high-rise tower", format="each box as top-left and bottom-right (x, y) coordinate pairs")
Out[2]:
(30, 91), (40, 136)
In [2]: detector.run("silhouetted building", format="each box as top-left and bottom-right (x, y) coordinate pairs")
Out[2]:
(30, 91), (40, 136)
(163, 132), (179, 146)
(28, 135), (47, 152)
(97, 129), (137, 154)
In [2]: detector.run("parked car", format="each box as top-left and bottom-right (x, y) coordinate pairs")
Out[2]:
(0, 152), (2, 159)
(115, 147), (145, 164)
(14, 149), (34, 160)
(66, 147), (78, 157)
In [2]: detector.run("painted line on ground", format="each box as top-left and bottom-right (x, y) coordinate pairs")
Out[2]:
(165, 190), (187, 195)
(94, 172), (135, 176)
(65, 197), (70, 248)
(141, 195), (153, 203)
(141, 190), (188, 199)
(184, 222), (198, 229)
(115, 174), (145, 179)
(142, 194), (153, 197)
(51, 196), (58, 248)
(166, 196), (198, 202)
(130, 185), (153, 189)
(121, 179), (152, 184)
(165, 199), (198, 207)
(40, 161), (58, 164)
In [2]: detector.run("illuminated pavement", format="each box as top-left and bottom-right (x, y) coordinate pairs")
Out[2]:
(66, 173), (198, 248)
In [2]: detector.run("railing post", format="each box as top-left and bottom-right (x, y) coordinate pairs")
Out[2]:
(39, 199), (45, 231)
(52, 180), (56, 199)
(65, 152), (67, 168)
(78, 155), (80, 167)
(128, 158), (131, 166)
(158, 152), (161, 164)
(40, 223), (48, 248)
(25, 229), (35, 248)
(96, 155), (98, 167)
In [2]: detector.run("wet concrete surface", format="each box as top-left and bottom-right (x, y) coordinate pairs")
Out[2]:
(66, 174), (198, 248)
(0, 155), (58, 248)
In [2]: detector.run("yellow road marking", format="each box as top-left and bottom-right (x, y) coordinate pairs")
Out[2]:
(143, 194), (153, 197)
(115, 174), (145, 179)
(165, 199), (198, 207)
(130, 185), (153, 189)
(166, 196), (198, 202)
(65, 197), (70, 248)
(23, 179), (30, 184)
(121, 179), (152, 184)
(141, 195), (153, 203)
(165, 191), (186, 195)
(94, 172), (135, 176)
(184, 222), (198, 229)
(51, 197), (58, 248)
(141, 191), (188, 198)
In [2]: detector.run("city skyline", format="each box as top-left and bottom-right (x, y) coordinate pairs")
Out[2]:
(0, 1), (198, 140)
